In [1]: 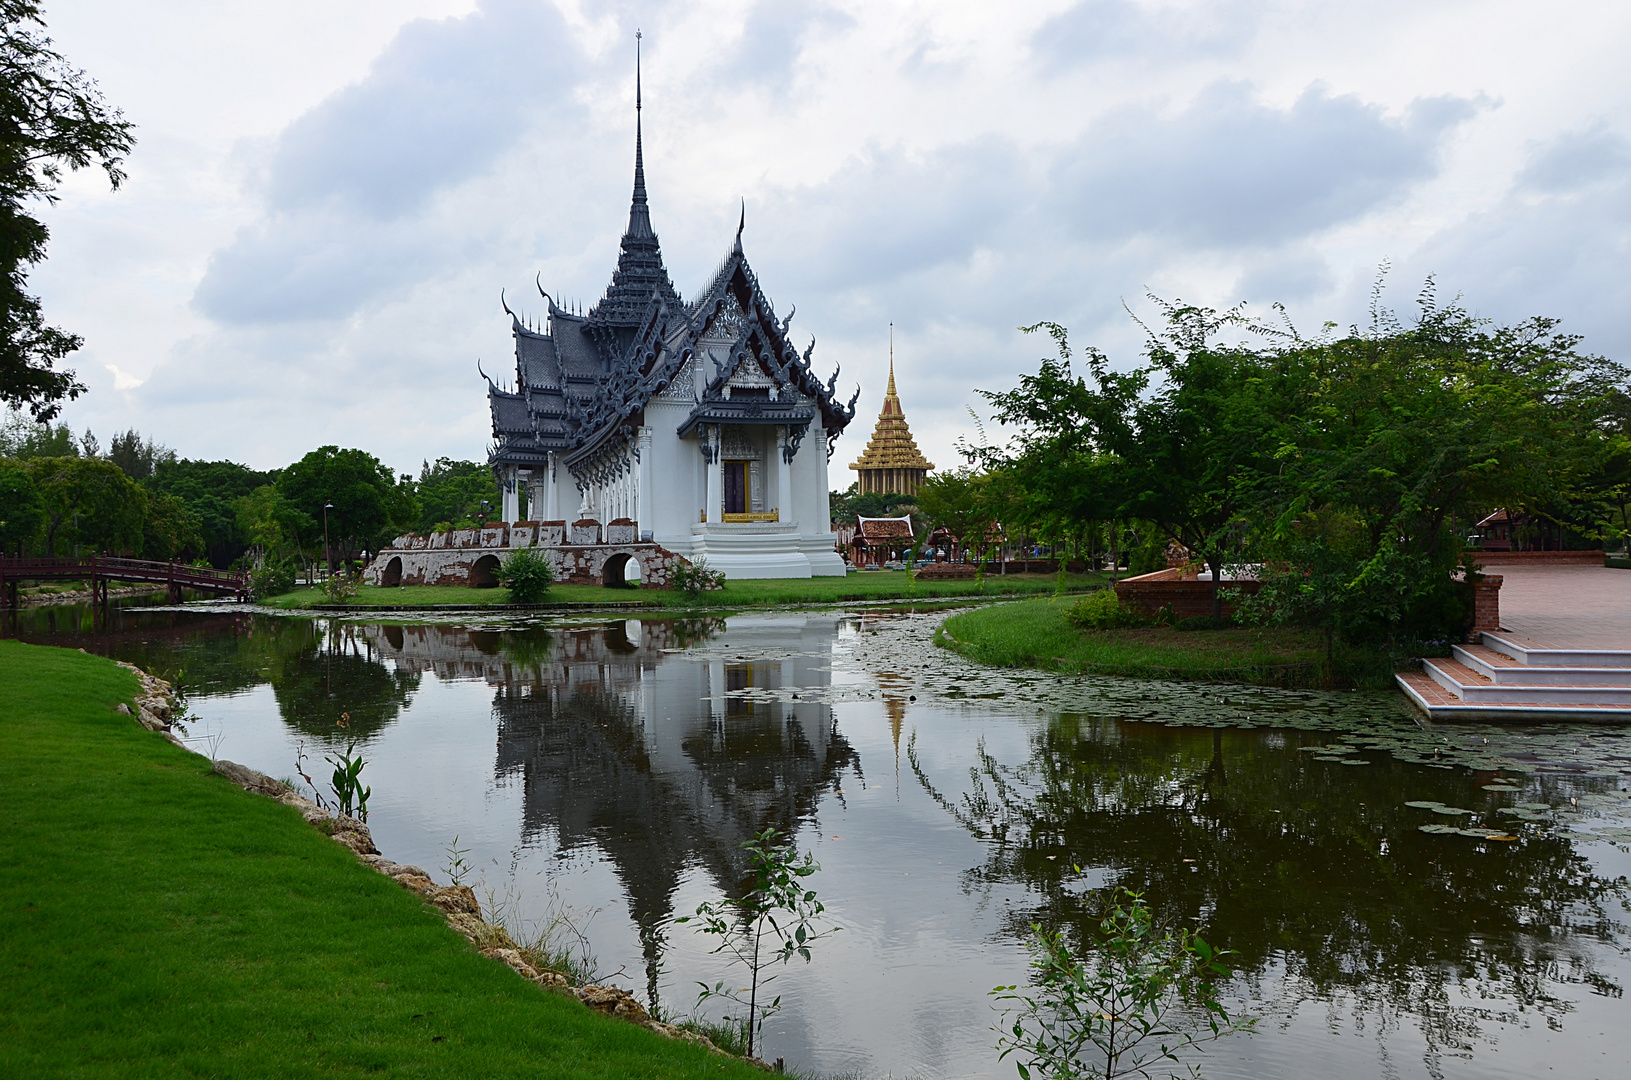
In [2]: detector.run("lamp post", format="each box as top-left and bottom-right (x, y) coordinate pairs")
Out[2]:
(481, 500), (491, 525)
(323, 502), (334, 579)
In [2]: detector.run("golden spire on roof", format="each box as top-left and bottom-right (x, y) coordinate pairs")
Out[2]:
(849, 325), (933, 496)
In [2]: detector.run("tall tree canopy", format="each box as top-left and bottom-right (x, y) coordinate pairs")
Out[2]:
(415, 457), (498, 532)
(978, 286), (1630, 641)
(277, 446), (416, 561)
(147, 458), (271, 567)
(0, 1), (134, 419)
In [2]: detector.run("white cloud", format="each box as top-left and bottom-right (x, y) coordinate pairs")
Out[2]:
(27, 0), (1631, 476)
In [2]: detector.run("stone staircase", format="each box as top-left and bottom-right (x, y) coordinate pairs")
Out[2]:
(1397, 633), (1631, 722)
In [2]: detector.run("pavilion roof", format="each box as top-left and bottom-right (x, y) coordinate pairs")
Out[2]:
(857, 515), (915, 539)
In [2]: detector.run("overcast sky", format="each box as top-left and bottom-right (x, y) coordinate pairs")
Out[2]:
(30, 0), (1631, 477)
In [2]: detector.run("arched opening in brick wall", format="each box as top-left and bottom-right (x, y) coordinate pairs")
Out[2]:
(470, 554), (501, 588)
(381, 556), (403, 588)
(602, 552), (642, 587)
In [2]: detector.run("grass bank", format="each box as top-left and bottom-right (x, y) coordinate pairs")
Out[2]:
(0, 639), (770, 1079)
(938, 597), (1395, 688)
(260, 570), (1105, 611)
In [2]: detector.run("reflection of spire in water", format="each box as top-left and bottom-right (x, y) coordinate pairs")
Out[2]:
(857, 612), (912, 785)
(874, 670), (910, 780)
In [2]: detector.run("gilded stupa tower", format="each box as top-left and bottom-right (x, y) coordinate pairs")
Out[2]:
(848, 329), (933, 496)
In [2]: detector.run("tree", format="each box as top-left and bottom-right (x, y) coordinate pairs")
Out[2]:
(24, 454), (141, 553)
(107, 427), (174, 481)
(148, 458), (272, 566)
(235, 483), (310, 564)
(1122, 301), (1280, 621)
(918, 467), (999, 563)
(277, 446), (417, 564)
(0, 454), (41, 552)
(139, 488), (201, 561)
(0, 1), (135, 419)
(993, 889), (1248, 1080)
(0, 403), (74, 456)
(677, 827), (837, 1061)
(828, 482), (919, 526)
(415, 457), (499, 532)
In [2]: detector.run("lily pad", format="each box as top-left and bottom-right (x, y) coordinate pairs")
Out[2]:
(1404, 800), (1446, 809)
(1430, 806), (1473, 816)
(1481, 784), (1522, 792)
(1339, 759), (1371, 766)
(1515, 802), (1552, 811)
(1418, 824), (1460, 834)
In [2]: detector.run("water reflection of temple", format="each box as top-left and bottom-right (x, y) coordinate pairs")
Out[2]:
(363, 616), (858, 989)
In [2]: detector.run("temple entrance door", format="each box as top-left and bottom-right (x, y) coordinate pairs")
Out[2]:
(724, 461), (748, 515)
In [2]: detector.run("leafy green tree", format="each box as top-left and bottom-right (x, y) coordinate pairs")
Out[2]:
(993, 888), (1248, 1080)
(107, 427), (174, 481)
(24, 454), (141, 553)
(828, 482), (919, 525)
(0, 454), (42, 552)
(276, 446), (417, 564)
(918, 467), (1000, 562)
(138, 488), (201, 561)
(0, 1), (135, 419)
(982, 287), (1631, 640)
(415, 457), (499, 531)
(0, 403), (74, 456)
(236, 483), (311, 562)
(148, 458), (272, 566)
(1255, 292), (1627, 644)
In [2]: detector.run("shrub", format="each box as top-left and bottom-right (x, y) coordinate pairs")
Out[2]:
(676, 826), (836, 1060)
(993, 886), (1252, 1080)
(1067, 589), (1148, 630)
(248, 561), (295, 601)
(670, 557), (725, 597)
(321, 567), (359, 604)
(497, 547), (555, 604)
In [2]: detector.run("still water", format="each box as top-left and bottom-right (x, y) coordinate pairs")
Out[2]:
(15, 601), (1631, 1080)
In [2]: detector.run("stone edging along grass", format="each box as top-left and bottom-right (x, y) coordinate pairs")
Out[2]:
(117, 659), (747, 1064)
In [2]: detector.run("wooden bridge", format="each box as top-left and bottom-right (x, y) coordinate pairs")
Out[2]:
(0, 556), (249, 607)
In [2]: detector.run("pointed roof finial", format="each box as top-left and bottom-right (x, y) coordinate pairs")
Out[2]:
(626, 29), (653, 239)
(886, 322), (897, 400)
(734, 198), (745, 253)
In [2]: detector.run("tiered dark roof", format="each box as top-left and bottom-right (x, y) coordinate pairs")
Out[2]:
(486, 80), (857, 482)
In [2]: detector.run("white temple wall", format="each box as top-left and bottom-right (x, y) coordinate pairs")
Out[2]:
(643, 398), (703, 543)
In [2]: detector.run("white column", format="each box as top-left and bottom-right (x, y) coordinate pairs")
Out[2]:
(501, 466), (520, 523)
(816, 427), (831, 532)
(776, 426), (793, 523)
(705, 425), (724, 523)
(544, 454), (559, 521)
(636, 426), (653, 538)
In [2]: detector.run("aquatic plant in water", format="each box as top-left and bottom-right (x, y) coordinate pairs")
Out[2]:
(993, 886), (1251, 1080)
(325, 739), (370, 821)
(677, 826), (837, 1060)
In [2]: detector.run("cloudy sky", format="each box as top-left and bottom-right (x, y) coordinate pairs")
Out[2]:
(31, 0), (1631, 477)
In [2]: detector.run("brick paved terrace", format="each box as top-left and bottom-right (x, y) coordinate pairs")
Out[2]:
(1490, 564), (1631, 650)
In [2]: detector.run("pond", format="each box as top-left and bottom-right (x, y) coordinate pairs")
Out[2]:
(14, 600), (1631, 1080)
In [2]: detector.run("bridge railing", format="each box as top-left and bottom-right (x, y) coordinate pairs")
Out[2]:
(0, 556), (248, 595)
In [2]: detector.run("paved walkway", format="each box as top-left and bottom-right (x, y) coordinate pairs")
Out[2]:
(1493, 564), (1631, 649)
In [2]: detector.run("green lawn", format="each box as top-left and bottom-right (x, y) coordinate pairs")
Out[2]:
(0, 639), (770, 1079)
(938, 596), (1388, 688)
(261, 570), (1106, 610)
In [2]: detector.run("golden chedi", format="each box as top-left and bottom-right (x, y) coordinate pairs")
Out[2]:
(849, 336), (933, 496)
